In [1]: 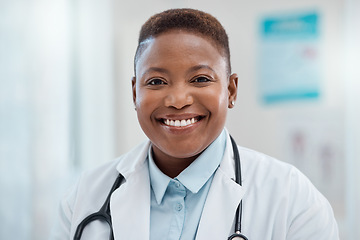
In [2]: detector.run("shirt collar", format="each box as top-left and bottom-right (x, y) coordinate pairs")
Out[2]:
(148, 129), (227, 204)
(148, 147), (171, 204)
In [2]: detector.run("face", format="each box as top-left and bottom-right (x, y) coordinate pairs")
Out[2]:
(133, 31), (238, 164)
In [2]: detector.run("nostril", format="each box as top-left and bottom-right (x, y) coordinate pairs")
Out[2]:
(164, 92), (194, 109)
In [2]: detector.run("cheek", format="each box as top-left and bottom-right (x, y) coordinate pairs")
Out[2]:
(206, 85), (229, 128)
(202, 84), (228, 112)
(136, 88), (156, 109)
(135, 89), (162, 125)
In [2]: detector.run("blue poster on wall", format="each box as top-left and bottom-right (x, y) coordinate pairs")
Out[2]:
(258, 11), (321, 104)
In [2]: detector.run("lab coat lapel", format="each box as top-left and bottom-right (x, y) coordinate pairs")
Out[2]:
(110, 141), (151, 239)
(196, 132), (245, 240)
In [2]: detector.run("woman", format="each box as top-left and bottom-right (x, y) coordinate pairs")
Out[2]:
(51, 8), (339, 240)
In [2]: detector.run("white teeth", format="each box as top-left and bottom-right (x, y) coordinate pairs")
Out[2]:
(163, 117), (198, 127)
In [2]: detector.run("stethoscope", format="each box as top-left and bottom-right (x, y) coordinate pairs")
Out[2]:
(74, 135), (248, 240)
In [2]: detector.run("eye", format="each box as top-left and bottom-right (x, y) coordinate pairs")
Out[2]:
(192, 76), (211, 83)
(148, 78), (166, 85)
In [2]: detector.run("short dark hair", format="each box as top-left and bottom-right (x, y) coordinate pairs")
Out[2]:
(134, 8), (231, 74)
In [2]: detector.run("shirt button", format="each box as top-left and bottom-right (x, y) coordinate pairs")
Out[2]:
(175, 203), (183, 211)
(175, 182), (181, 188)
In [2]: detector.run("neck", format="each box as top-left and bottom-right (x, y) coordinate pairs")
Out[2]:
(151, 147), (200, 178)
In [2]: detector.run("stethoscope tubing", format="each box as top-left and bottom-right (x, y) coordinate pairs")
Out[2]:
(74, 174), (124, 240)
(229, 135), (244, 235)
(228, 135), (247, 240)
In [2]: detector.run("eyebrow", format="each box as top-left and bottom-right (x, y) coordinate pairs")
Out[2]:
(187, 64), (216, 74)
(140, 64), (216, 78)
(140, 67), (170, 78)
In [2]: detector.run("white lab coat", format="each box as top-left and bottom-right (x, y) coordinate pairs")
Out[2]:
(51, 132), (339, 240)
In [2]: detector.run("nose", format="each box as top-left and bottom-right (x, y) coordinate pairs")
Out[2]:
(164, 85), (194, 109)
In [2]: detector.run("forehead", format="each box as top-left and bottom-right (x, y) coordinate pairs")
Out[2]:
(135, 31), (227, 75)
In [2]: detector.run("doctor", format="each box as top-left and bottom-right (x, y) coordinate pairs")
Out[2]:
(51, 8), (339, 240)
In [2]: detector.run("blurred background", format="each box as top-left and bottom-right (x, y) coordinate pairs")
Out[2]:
(0, 0), (359, 239)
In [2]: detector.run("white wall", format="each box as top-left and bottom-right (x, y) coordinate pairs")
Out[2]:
(0, 0), (115, 239)
(0, 2), (33, 238)
(0, 1), (72, 239)
(72, 0), (115, 169)
(344, 0), (360, 238)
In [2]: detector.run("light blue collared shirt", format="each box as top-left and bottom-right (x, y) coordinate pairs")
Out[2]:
(148, 130), (227, 240)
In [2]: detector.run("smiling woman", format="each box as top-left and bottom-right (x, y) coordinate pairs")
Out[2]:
(51, 8), (339, 240)
(133, 31), (237, 177)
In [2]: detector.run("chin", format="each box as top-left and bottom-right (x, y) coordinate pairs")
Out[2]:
(163, 142), (207, 159)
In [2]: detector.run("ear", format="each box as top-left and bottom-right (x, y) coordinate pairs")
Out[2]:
(131, 77), (137, 108)
(228, 73), (238, 108)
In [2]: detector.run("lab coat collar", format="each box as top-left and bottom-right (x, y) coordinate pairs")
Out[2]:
(114, 139), (150, 179)
(111, 140), (151, 239)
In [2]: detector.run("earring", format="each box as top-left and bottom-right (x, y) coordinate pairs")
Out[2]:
(231, 100), (235, 106)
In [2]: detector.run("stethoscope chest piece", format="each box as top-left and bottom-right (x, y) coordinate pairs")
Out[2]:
(228, 232), (249, 240)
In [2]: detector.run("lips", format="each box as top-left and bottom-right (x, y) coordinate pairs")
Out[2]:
(163, 117), (198, 127)
(157, 115), (204, 128)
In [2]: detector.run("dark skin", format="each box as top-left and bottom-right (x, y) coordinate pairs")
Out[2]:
(132, 30), (238, 178)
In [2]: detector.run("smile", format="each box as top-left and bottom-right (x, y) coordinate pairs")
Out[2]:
(162, 117), (199, 127)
